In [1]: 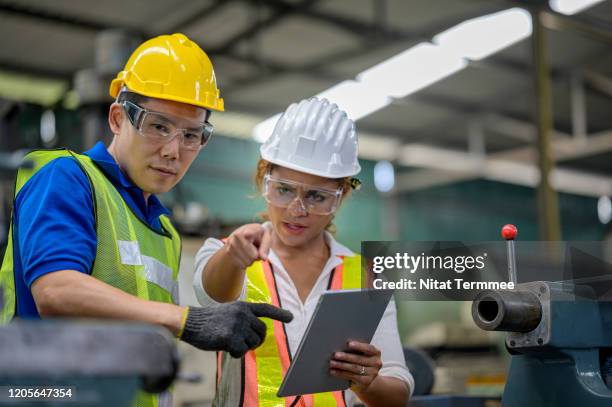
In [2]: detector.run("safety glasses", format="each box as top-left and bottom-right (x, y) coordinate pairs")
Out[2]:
(263, 173), (343, 215)
(121, 100), (213, 151)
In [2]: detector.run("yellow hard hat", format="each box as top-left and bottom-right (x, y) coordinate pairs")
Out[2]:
(109, 33), (224, 111)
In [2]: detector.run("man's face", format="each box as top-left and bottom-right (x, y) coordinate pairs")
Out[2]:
(108, 97), (209, 196)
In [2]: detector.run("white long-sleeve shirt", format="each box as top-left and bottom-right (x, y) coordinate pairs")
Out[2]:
(193, 229), (414, 405)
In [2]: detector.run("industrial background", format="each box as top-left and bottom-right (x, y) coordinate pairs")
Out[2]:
(0, 0), (611, 405)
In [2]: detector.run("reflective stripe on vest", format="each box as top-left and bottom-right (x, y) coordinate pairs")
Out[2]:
(0, 149), (181, 407)
(215, 255), (362, 407)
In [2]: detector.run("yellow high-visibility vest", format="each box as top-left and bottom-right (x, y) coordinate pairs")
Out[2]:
(214, 255), (362, 407)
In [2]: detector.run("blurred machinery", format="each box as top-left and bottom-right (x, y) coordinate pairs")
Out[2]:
(74, 30), (142, 150)
(406, 319), (507, 398)
(399, 288), (506, 406)
(0, 277), (180, 407)
(0, 149), (31, 259)
(472, 226), (612, 406)
(0, 101), (32, 257)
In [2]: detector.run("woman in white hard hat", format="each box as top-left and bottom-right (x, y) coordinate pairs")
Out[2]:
(193, 97), (413, 406)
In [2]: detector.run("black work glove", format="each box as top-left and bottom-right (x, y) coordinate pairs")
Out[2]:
(180, 302), (293, 358)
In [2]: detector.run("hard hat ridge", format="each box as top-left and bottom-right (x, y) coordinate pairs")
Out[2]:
(109, 33), (224, 111)
(260, 97), (361, 178)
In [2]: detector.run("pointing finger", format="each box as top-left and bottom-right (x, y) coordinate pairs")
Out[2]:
(249, 303), (293, 323)
(258, 227), (272, 260)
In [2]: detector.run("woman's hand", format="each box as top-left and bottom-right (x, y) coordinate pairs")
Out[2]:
(329, 341), (383, 393)
(202, 223), (272, 302)
(224, 223), (272, 269)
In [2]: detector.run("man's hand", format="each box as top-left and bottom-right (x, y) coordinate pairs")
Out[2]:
(224, 223), (272, 269)
(180, 302), (293, 358)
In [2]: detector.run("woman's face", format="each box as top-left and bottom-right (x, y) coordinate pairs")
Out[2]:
(266, 166), (342, 249)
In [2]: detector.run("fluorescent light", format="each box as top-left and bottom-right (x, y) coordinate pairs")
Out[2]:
(40, 110), (57, 146)
(252, 113), (281, 143)
(433, 8), (532, 61)
(550, 0), (604, 15)
(315, 80), (391, 120)
(252, 7), (533, 139)
(374, 161), (395, 192)
(598, 196), (612, 224)
(357, 43), (467, 98)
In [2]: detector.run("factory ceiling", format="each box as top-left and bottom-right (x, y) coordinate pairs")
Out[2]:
(0, 0), (610, 196)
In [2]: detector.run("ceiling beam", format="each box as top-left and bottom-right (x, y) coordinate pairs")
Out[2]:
(0, 1), (234, 39)
(165, 0), (230, 33)
(0, 3), (137, 32)
(222, 51), (345, 82)
(408, 91), (531, 127)
(542, 9), (612, 44)
(253, 0), (409, 40)
(0, 60), (72, 81)
(208, 0), (320, 56)
(0, 3), (107, 30)
(583, 70), (612, 98)
(400, 61), (608, 141)
(256, 0), (510, 43)
(396, 161), (612, 198)
(220, 2), (509, 94)
(221, 44), (370, 93)
(394, 128), (612, 197)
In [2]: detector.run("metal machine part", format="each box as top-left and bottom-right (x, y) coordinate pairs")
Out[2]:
(473, 282), (551, 349)
(472, 280), (612, 406)
(472, 288), (542, 333)
(470, 224), (612, 405)
(0, 320), (179, 406)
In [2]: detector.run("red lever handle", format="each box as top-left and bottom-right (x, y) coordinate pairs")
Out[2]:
(501, 224), (518, 241)
(501, 224), (518, 285)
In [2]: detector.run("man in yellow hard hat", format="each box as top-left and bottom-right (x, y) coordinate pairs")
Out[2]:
(0, 33), (292, 406)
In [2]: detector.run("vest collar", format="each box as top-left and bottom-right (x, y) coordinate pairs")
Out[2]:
(84, 141), (169, 218)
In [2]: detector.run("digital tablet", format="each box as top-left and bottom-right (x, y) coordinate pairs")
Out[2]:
(277, 288), (394, 397)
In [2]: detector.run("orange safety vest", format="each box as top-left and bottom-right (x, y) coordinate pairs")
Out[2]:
(214, 255), (362, 407)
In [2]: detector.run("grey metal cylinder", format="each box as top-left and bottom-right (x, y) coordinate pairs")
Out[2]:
(74, 69), (109, 105)
(95, 30), (142, 77)
(472, 289), (542, 333)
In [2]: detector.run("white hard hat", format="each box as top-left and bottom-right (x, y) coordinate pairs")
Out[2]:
(260, 97), (361, 178)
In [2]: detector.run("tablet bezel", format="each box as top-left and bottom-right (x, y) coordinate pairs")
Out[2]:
(277, 288), (394, 397)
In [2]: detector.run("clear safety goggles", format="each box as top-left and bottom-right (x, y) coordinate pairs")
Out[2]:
(121, 100), (214, 151)
(263, 173), (343, 215)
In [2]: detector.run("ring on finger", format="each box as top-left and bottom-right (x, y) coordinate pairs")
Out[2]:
(359, 366), (366, 376)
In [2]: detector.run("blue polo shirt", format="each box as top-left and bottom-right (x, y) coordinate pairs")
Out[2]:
(12, 141), (170, 318)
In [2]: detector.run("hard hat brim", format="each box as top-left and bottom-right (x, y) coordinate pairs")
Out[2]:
(109, 77), (224, 112)
(260, 154), (361, 179)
